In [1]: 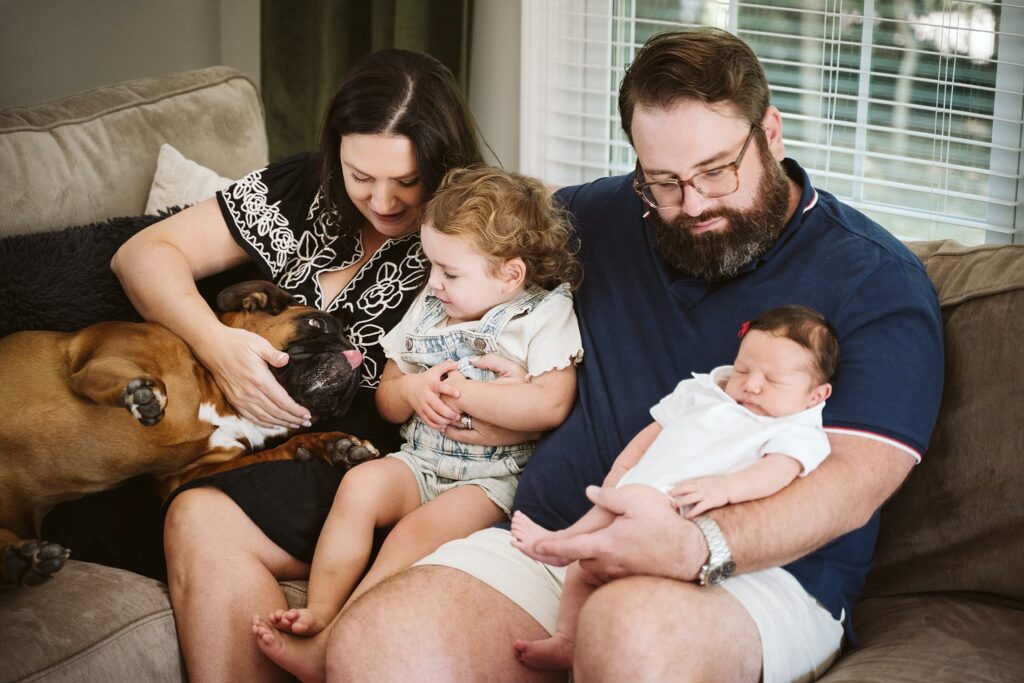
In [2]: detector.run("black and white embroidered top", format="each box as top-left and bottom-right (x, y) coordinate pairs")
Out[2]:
(216, 153), (428, 391)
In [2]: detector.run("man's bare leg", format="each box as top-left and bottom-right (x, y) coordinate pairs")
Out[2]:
(327, 565), (566, 682)
(573, 575), (762, 682)
(164, 487), (309, 683)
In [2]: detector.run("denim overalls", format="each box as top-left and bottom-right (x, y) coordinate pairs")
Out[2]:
(389, 284), (563, 514)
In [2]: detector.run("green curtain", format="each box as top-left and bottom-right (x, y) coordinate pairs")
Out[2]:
(260, 0), (474, 161)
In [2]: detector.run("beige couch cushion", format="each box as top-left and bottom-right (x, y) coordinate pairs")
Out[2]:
(0, 559), (309, 683)
(823, 594), (1024, 682)
(865, 240), (1024, 602)
(0, 66), (268, 238)
(0, 561), (184, 682)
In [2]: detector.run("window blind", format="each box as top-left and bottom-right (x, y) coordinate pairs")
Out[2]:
(520, 0), (1023, 244)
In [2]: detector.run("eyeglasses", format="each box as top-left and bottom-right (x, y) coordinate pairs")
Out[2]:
(633, 125), (758, 209)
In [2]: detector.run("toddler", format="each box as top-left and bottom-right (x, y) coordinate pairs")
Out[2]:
(252, 166), (583, 679)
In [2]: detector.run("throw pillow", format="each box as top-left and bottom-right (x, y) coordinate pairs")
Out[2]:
(144, 143), (234, 215)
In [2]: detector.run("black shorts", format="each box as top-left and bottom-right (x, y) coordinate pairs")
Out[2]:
(43, 391), (402, 575)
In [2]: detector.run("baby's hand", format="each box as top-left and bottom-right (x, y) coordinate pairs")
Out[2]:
(404, 360), (461, 430)
(669, 477), (731, 519)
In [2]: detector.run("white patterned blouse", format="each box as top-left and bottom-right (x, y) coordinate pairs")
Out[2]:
(216, 153), (428, 391)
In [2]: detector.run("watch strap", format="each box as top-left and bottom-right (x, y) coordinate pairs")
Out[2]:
(692, 514), (736, 586)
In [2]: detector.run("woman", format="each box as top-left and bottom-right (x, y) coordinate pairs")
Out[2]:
(111, 49), (502, 681)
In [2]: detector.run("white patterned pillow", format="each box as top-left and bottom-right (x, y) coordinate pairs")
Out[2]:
(144, 143), (233, 215)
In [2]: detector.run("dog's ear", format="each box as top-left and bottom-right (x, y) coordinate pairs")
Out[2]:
(216, 281), (299, 315)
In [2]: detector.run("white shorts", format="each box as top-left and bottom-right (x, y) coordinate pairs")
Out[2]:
(416, 527), (843, 683)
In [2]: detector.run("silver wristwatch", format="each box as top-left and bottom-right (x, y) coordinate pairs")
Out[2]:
(692, 514), (736, 586)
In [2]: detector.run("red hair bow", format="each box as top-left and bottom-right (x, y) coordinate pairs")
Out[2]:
(738, 321), (751, 338)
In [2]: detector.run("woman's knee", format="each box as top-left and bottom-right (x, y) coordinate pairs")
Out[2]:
(164, 487), (251, 565)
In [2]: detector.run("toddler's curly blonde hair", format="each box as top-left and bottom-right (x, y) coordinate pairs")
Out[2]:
(422, 166), (580, 291)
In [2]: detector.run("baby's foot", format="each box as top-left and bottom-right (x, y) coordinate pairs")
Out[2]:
(268, 606), (328, 636)
(513, 633), (574, 671)
(252, 615), (327, 683)
(510, 511), (571, 566)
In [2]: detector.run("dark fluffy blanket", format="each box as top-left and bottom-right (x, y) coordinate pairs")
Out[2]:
(0, 210), (261, 338)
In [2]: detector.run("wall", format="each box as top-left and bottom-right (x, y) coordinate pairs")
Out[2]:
(0, 0), (260, 109)
(0, 0), (519, 169)
(469, 0), (522, 171)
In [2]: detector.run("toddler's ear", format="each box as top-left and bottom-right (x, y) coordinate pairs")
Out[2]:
(501, 257), (527, 289)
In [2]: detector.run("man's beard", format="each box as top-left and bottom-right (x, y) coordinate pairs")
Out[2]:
(647, 148), (793, 281)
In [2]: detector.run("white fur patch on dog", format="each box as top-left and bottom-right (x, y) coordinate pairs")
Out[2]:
(198, 403), (289, 452)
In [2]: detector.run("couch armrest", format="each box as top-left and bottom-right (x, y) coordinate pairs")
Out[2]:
(0, 66), (268, 238)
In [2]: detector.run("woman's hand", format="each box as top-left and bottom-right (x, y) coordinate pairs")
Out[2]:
(194, 325), (311, 429)
(443, 414), (542, 446)
(440, 356), (538, 445)
(470, 353), (528, 383)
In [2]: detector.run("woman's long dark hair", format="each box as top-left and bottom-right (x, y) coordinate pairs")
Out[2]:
(317, 49), (484, 235)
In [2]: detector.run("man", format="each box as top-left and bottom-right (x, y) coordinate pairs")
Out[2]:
(325, 27), (944, 682)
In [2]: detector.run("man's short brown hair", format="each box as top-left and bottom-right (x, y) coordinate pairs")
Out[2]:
(619, 27), (771, 144)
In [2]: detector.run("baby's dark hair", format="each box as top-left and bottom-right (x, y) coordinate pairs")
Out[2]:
(422, 166), (580, 290)
(745, 305), (840, 383)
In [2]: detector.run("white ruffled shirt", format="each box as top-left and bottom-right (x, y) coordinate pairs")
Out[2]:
(381, 285), (583, 380)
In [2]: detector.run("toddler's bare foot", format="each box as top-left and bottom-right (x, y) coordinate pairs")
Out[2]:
(252, 615), (327, 683)
(510, 511), (571, 566)
(513, 633), (574, 670)
(268, 606), (330, 635)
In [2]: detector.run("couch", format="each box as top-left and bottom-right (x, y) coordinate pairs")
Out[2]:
(1, 68), (1022, 682)
(0, 66), (308, 683)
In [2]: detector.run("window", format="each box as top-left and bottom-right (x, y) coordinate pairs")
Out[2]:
(520, 1), (1023, 244)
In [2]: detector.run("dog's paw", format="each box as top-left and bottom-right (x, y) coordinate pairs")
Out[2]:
(1, 539), (70, 588)
(121, 377), (167, 426)
(294, 435), (380, 471)
(329, 435), (381, 470)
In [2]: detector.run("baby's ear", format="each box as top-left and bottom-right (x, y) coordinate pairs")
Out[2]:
(809, 382), (832, 407)
(501, 257), (527, 289)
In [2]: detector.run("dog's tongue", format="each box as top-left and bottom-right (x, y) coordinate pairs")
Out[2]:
(343, 349), (363, 369)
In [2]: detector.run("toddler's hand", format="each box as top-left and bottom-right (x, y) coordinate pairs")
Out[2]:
(404, 360), (461, 430)
(670, 477), (731, 518)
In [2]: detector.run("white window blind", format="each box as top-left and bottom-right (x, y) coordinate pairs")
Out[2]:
(520, 0), (1024, 244)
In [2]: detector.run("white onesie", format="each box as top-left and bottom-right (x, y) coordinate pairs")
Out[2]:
(617, 365), (831, 492)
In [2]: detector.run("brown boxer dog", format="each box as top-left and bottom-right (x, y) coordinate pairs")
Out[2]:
(0, 281), (380, 587)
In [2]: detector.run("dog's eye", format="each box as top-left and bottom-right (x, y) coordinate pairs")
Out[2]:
(307, 318), (323, 329)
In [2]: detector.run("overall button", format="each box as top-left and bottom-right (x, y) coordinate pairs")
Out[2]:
(473, 338), (487, 351)
(405, 338), (413, 350)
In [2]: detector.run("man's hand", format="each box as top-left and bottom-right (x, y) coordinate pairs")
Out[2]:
(671, 476), (731, 518)
(196, 326), (310, 429)
(535, 484), (707, 583)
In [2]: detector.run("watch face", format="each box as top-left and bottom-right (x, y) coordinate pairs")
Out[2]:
(706, 560), (736, 585)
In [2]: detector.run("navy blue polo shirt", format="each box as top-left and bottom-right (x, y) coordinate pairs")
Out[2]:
(511, 159), (944, 630)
